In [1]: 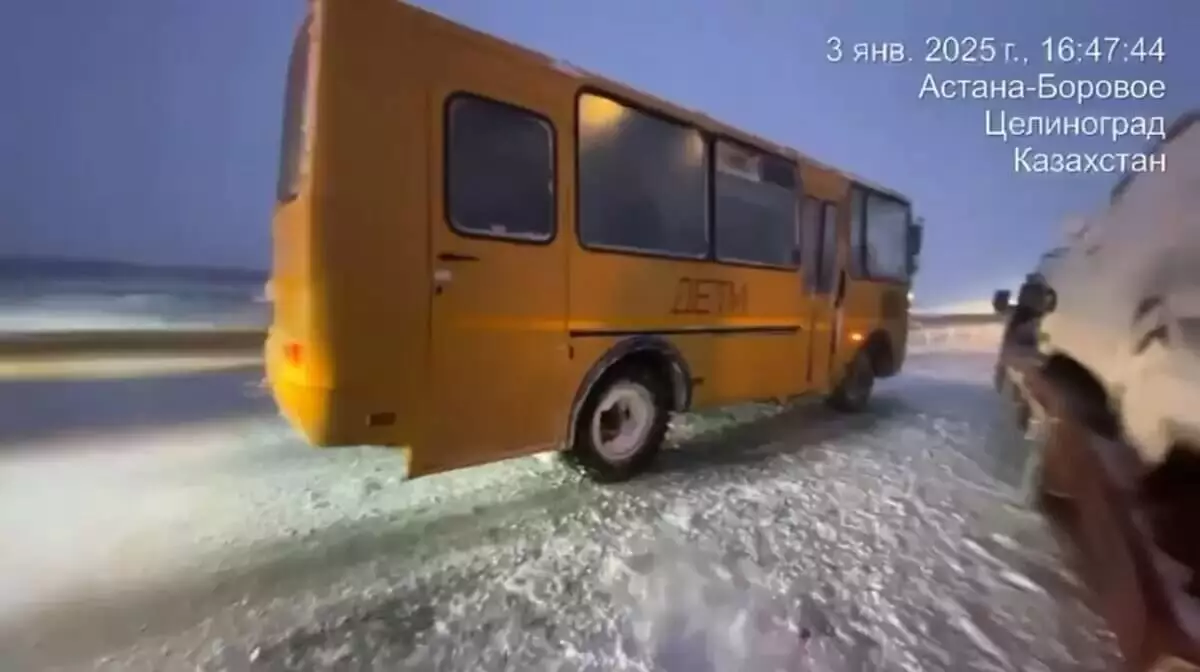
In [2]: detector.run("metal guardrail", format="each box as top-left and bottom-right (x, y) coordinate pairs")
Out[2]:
(911, 312), (1005, 328)
(0, 328), (264, 357)
(908, 314), (1005, 353)
(0, 328), (265, 381)
(0, 313), (1005, 381)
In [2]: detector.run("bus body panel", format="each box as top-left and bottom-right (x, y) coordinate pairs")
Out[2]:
(841, 282), (910, 374)
(842, 185), (914, 378)
(270, 0), (436, 449)
(267, 3), (332, 442)
(798, 162), (851, 393)
(566, 251), (808, 409)
(419, 23), (576, 476)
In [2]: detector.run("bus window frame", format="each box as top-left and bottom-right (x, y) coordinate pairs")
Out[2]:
(443, 91), (559, 246)
(572, 86), (799, 273)
(817, 200), (840, 293)
(848, 184), (913, 286)
(711, 134), (801, 271)
(574, 86), (711, 261)
(276, 16), (313, 205)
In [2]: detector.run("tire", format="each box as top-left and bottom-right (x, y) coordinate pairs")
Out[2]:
(828, 350), (875, 413)
(567, 365), (669, 482)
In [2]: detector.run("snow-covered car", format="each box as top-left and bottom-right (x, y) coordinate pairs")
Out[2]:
(1002, 110), (1200, 468)
(1029, 245), (1067, 288)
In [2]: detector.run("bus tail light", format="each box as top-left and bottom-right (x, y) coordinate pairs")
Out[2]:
(283, 341), (304, 367)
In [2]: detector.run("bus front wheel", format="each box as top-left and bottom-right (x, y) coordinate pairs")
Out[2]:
(568, 365), (669, 482)
(828, 350), (875, 413)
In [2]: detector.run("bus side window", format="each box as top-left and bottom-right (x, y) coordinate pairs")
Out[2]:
(848, 188), (867, 278)
(445, 94), (555, 241)
(713, 140), (798, 267)
(577, 92), (708, 258)
(818, 203), (839, 293)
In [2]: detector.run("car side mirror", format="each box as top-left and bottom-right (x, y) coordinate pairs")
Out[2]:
(908, 222), (923, 255)
(1015, 282), (1057, 315)
(992, 289), (1011, 315)
(907, 222), (923, 276)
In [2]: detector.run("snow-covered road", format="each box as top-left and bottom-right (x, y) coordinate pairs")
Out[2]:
(0, 352), (1120, 671)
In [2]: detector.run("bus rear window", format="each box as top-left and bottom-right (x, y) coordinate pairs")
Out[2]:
(276, 18), (312, 203)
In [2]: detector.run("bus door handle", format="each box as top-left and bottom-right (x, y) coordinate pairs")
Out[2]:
(437, 251), (480, 262)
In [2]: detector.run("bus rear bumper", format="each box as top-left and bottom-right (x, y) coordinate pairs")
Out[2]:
(265, 334), (343, 447)
(267, 370), (338, 447)
(265, 336), (418, 449)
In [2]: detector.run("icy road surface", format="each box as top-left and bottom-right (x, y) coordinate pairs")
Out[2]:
(0, 352), (1120, 671)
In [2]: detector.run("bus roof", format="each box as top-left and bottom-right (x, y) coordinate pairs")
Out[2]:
(800, 154), (912, 204)
(412, 1), (912, 205)
(554, 59), (799, 160)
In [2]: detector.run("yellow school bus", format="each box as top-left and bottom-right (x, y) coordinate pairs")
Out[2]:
(266, 0), (923, 481)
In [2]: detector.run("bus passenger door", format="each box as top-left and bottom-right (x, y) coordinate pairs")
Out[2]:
(801, 198), (841, 391)
(422, 70), (569, 476)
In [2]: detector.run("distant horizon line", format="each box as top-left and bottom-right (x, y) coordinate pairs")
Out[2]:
(0, 255), (268, 281)
(0, 255), (1002, 310)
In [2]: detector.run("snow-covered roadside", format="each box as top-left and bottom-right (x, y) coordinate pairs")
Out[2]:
(2, 351), (1119, 672)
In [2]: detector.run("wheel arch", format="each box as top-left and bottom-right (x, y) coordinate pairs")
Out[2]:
(1042, 351), (1107, 398)
(565, 336), (692, 450)
(1042, 350), (1119, 438)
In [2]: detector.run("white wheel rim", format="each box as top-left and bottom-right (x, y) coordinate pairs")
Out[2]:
(590, 382), (655, 463)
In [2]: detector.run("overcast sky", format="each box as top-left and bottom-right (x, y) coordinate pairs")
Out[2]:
(0, 0), (1193, 307)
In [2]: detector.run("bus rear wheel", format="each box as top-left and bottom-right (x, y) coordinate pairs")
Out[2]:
(828, 350), (875, 413)
(568, 365), (669, 482)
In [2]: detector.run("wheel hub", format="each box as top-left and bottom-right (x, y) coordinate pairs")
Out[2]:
(591, 383), (654, 462)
